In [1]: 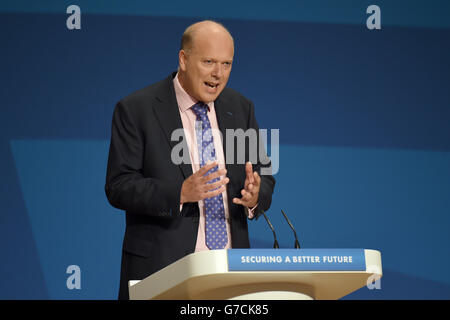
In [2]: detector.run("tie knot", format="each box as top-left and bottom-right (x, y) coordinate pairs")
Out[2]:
(191, 102), (208, 118)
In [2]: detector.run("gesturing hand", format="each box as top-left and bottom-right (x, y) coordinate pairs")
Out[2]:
(180, 161), (229, 204)
(232, 162), (260, 209)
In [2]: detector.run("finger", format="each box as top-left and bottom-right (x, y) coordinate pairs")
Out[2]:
(242, 182), (256, 201)
(246, 183), (258, 198)
(233, 196), (251, 207)
(246, 162), (254, 183)
(233, 197), (243, 205)
(202, 168), (227, 183)
(197, 161), (218, 176)
(202, 185), (226, 200)
(241, 189), (253, 202)
(253, 171), (261, 186)
(205, 177), (229, 191)
(248, 183), (260, 199)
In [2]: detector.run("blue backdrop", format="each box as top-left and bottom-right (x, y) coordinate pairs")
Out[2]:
(1, 0), (449, 299)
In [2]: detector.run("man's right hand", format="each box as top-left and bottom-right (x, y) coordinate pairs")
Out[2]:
(180, 161), (229, 204)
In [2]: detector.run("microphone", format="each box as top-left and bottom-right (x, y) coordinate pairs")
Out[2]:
(281, 209), (301, 249)
(261, 210), (279, 249)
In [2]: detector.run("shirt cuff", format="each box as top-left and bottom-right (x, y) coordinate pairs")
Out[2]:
(246, 203), (258, 219)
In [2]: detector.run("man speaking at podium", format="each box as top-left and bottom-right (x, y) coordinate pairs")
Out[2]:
(105, 20), (275, 299)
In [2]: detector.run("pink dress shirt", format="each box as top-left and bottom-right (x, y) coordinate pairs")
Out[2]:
(173, 74), (254, 252)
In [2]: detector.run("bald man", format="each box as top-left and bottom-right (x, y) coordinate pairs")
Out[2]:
(105, 20), (275, 299)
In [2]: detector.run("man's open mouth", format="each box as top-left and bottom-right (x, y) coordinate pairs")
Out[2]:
(204, 82), (219, 88)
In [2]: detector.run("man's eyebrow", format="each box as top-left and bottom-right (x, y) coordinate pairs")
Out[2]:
(201, 57), (233, 63)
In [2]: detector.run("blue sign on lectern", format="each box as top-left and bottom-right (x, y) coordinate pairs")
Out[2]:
(227, 249), (366, 271)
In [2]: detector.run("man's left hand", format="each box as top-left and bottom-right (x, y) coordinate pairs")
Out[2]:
(232, 162), (260, 209)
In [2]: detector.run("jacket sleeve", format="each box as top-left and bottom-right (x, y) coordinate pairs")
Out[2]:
(247, 100), (276, 220)
(104, 101), (182, 217)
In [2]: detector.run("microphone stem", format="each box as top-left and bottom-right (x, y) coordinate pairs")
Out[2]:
(281, 209), (301, 249)
(262, 211), (279, 249)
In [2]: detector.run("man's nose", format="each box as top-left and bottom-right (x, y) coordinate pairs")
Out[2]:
(212, 63), (223, 78)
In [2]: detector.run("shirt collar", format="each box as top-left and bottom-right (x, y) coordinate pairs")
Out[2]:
(173, 73), (213, 113)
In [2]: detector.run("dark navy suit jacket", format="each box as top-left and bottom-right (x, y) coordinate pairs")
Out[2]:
(105, 72), (275, 299)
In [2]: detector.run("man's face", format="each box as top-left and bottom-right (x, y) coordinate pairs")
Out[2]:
(179, 30), (234, 103)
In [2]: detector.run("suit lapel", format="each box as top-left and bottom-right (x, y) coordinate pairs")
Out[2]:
(214, 95), (240, 184)
(153, 73), (192, 179)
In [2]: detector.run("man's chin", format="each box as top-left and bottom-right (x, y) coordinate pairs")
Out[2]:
(200, 91), (223, 103)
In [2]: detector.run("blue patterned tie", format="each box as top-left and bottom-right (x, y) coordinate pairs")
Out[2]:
(191, 102), (228, 250)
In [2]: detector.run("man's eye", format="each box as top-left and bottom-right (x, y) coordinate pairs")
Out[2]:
(204, 60), (213, 65)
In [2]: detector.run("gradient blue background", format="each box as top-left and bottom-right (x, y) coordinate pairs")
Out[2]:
(1, 0), (449, 299)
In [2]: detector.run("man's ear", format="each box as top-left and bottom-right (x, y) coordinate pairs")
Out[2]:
(179, 50), (187, 71)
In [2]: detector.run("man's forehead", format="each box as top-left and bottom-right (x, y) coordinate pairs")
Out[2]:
(193, 31), (233, 46)
(190, 48), (234, 61)
(188, 37), (234, 58)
